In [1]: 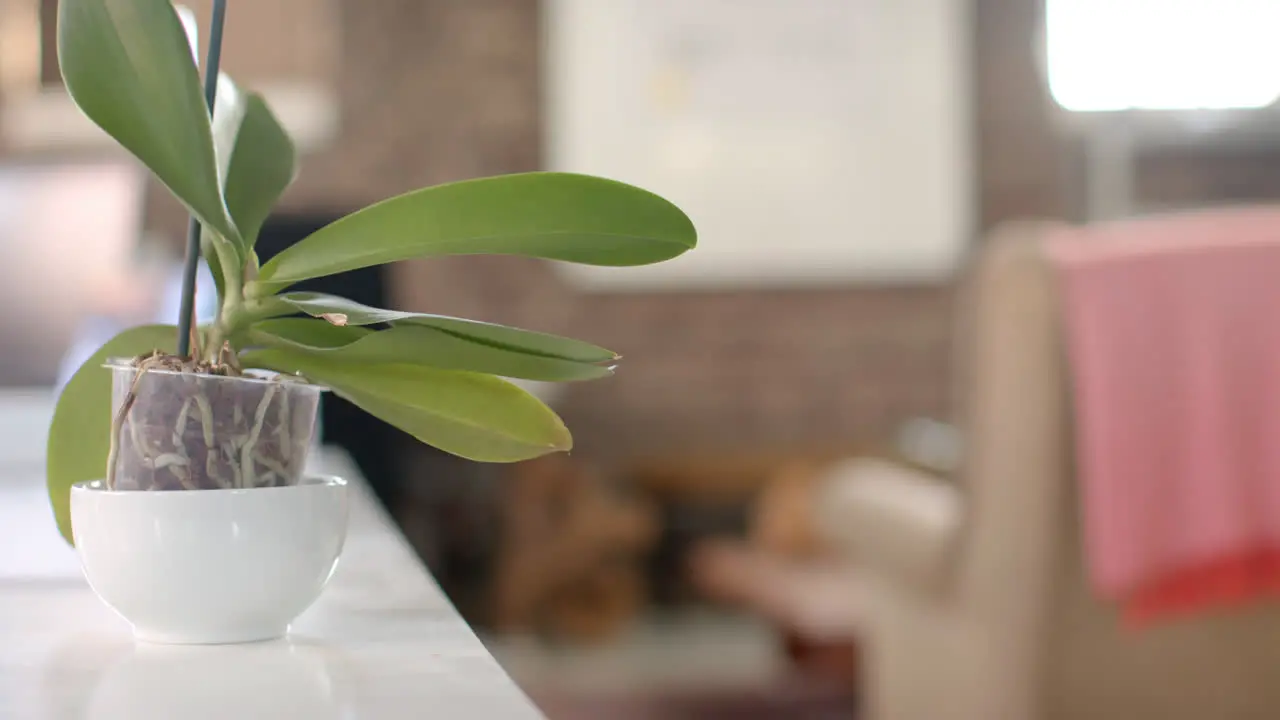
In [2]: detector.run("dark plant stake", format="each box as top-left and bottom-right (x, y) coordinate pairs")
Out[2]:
(175, 0), (227, 358)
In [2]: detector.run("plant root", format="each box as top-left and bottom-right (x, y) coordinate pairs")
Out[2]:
(106, 352), (312, 492)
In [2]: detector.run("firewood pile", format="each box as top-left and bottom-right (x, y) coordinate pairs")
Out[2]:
(491, 454), (659, 641)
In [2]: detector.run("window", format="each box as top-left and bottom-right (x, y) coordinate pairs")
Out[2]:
(1046, 0), (1280, 111)
(544, 0), (972, 289)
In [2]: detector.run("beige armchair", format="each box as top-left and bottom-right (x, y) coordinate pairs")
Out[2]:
(817, 221), (1280, 720)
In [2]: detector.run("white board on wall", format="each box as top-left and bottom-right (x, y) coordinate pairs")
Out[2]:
(544, 0), (972, 290)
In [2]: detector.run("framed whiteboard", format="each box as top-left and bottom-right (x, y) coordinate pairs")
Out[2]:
(543, 0), (973, 289)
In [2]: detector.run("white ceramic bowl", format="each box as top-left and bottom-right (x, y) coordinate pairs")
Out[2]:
(70, 476), (350, 645)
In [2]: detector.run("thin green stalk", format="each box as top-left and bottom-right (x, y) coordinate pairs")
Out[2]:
(204, 236), (245, 362)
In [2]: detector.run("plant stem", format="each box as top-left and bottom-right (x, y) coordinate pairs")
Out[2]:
(240, 295), (292, 323)
(203, 235), (244, 362)
(176, 0), (229, 358)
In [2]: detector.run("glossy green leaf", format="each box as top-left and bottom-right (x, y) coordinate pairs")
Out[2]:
(47, 325), (176, 545)
(243, 349), (572, 462)
(200, 233), (228, 308)
(249, 318), (370, 349)
(254, 172), (697, 292)
(58, 0), (239, 245)
(200, 74), (248, 298)
(267, 292), (617, 363)
(215, 76), (297, 252)
(200, 74), (297, 300)
(250, 319), (614, 382)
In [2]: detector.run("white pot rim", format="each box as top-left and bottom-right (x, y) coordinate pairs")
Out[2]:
(72, 475), (347, 496)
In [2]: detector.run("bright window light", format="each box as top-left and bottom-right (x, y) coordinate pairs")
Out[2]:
(1046, 0), (1280, 111)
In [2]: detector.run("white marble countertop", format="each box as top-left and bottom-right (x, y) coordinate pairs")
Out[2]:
(0, 442), (544, 719)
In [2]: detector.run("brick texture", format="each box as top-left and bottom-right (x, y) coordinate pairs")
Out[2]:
(9, 0), (962, 464)
(974, 0), (1071, 227)
(1137, 148), (1280, 209)
(285, 0), (956, 463)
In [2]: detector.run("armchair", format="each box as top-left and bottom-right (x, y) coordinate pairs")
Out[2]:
(816, 221), (1280, 720)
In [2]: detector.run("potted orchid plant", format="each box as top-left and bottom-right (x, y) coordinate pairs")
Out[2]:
(45, 0), (694, 644)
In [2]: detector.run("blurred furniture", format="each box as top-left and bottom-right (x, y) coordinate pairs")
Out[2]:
(630, 448), (854, 606)
(491, 454), (659, 641)
(688, 459), (862, 685)
(394, 384), (570, 631)
(815, 221), (1280, 720)
(0, 441), (544, 718)
(683, 440), (955, 685)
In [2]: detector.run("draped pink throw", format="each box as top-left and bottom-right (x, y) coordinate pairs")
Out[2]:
(1049, 208), (1280, 624)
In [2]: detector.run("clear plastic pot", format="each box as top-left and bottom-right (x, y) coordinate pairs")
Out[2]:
(106, 360), (323, 491)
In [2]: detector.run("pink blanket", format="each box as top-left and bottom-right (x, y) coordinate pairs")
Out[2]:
(1049, 207), (1280, 624)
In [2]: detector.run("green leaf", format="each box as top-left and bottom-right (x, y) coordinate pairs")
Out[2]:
(214, 76), (297, 252)
(200, 74), (298, 299)
(201, 233), (227, 306)
(268, 292), (617, 363)
(250, 319), (614, 382)
(58, 0), (239, 245)
(249, 318), (370, 349)
(243, 349), (573, 462)
(200, 74), (249, 298)
(254, 172), (696, 291)
(47, 325), (176, 545)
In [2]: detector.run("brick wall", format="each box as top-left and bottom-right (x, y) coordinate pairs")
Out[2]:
(3, 0), (1088, 463)
(12, 0), (1076, 464)
(13, 2), (1280, 458)
(1137, 148), (1280, 209)
(974, 0), (1071, 226)
(100, 0), (961, 464)
(282, 0), (957, 463)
